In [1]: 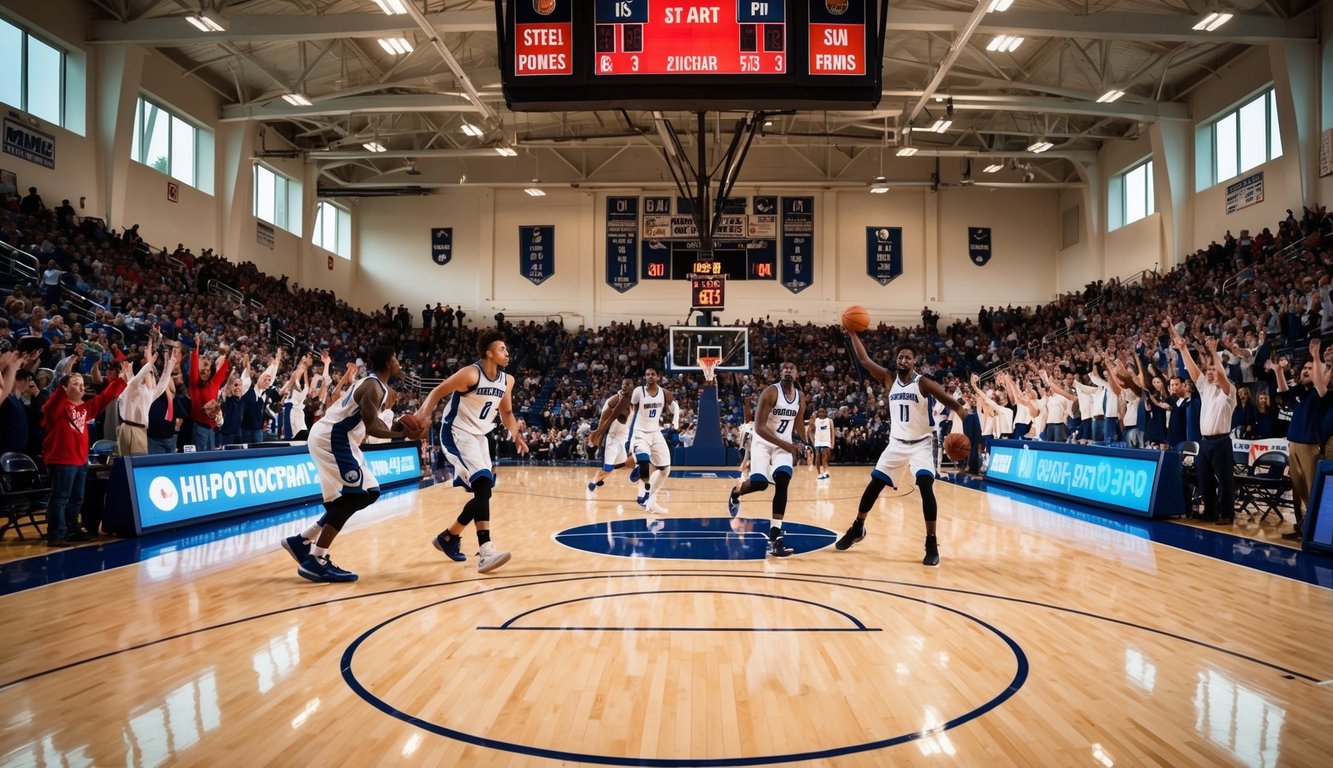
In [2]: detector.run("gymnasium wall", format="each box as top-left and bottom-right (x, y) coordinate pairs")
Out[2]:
(355, 186), (1062, 327)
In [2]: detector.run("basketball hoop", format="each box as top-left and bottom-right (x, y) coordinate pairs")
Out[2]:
(699, 357), (720, 383)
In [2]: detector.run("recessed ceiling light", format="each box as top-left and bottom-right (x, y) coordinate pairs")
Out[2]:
(363, 142), (387, 153)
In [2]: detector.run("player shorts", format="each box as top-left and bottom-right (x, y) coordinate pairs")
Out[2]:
(873, 434), (938, 485)
(632, 430), (671, 466)
(308, 423), (379, 503)
(602, 428), (630, 470)
(440, 425), (495, 488)
(749, 439), (793, 482)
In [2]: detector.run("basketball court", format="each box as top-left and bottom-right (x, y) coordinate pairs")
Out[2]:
(2, 465), (1330, 767)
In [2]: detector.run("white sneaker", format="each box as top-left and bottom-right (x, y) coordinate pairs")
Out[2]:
(647, 497), (670, 515)
(476, 542), (512, 574)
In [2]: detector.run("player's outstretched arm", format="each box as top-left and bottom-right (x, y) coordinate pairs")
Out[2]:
(415, 366), (479, 422)
(921, 377), (967, 420)
(357, 380), (404, 440)
(499, 378), (529, 455)
(846, 331), (891, 384)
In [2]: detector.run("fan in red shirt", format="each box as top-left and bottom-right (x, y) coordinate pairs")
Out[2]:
(41, 362), (129, 546)
(187, 334), (232, 451)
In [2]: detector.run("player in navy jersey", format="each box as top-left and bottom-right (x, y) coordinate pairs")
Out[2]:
(836, 333), (967, 566)
(414, 330), (529, 573)
(280, 345), (410, 583)
(727, 361), (808, 556)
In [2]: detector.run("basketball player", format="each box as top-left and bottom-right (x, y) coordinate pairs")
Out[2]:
(808, 407), (833, 480)
(281, 346), (408, 583)
(727, 361), (808, 556)
(586, 378), (640, 492)
(627, 367), (678, 514)
(837, 333), (967, 566)
(414, 329), (530, 573)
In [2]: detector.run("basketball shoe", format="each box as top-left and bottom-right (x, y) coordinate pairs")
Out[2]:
(297, 554), (358, 583)
(923, 534), (940, 566)
(433, 531), (466, 562)
(768, 528), (794, 557)
(282, 534), (311, 563)
(835, 521), (866, 551)
(477, 542), (512, 574)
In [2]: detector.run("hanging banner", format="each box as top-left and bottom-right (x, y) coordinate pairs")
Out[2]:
(866, 227), (902, 285)
(1225, 172), (1264, 214)
(1319, 128), (1332, 178)
(3, 118), (55, 169)
(746, 239), (777, 280)
(520, 225), (555, 285)
(256, 220), (275, 249)
(781, 196), (814, 293)
(606, 197), (638, 293)
(430, 227), (453, 265)
(642, 196), (672, 238)
(641, 239), (671, 279)
(749, 195), (778, 238)
(968, 226), (992, 266)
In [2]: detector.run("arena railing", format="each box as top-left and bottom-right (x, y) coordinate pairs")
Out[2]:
(58, 286), (125, 345)
(0, 241), (39, 283)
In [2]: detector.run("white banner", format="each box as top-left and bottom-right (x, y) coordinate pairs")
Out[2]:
(2, 118), (55, 169)
(1320, 128), (1332, 178)
(1230, 436), (1288, 464)
(256, 220), (275, 249)
(1225, 171), (1264, 214)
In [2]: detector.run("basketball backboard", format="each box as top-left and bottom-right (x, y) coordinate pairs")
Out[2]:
(667, 327), (750, 373)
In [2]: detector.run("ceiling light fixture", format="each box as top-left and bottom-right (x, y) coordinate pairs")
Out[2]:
(363, 142), (387, 153)
(524, 185), (546, 197)
(378, 37), (414, 55)
(869, 176), (890, 194)
(1026, 139), (1054, 153)
(460, 123), (485, 137)
(1097, 89), (1126, 103)
(986, 35), (1024, 53)
(896, 147), (918, 157)
(987, 0), (1014, 12)
(928, 119), (952, 134)
(184, 13), (226, 32)
(494, 146), (518, 157)
(1193, 12), (1233, 31)
(371, 0), (408, 15)
(983, 163), (1003, 173)
(281, 93), (312, 106)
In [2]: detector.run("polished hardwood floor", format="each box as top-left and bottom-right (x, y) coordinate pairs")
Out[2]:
(1, 466), (1330, 767)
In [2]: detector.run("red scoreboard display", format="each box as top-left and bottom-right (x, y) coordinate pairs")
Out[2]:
(501, 0), (884, 110)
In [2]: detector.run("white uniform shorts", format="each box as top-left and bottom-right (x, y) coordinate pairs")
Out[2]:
(308, 424), (379, 503)
(602, 428), (630, 470)
(441, 425), (495, 488)
(748, 438), (794, 482)
(631, 430), (671, 467)
(873, 434), (938, 485)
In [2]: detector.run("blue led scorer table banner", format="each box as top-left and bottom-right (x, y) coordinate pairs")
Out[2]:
(984, 440), (1183, 518)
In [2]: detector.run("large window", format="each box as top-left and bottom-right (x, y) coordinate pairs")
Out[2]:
(1121, 160), (1155, 227)
(1208, 89), (1281, 186)
(131, 97), (201, 188)
(313, 202), (351, 259)
(0, 17), (65, 126)
(253, 164), (301, 234)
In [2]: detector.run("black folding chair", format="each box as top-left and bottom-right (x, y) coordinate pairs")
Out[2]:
(0, 452), (50, 540)
(1177, 441), (1201, 515)
(1235, 451), (1292, 524)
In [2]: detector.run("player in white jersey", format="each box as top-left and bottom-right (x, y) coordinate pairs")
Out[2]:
(726, 361), (808, 556)
(837, 333), (967, 566)
(586, 378), (640, 492)
(280, 346), (409, 583)
(414, 330), (530, 574)
(603, 367), (678, 514)
(808, 407), (834, 480)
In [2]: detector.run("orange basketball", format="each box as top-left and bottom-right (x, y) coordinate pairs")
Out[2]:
(841, 305), (870, 333)
(944, 432), (970, 462)
(398, 413), (428, 440)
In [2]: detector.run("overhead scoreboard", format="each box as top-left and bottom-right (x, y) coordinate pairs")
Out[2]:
(501, 0), (886, 110)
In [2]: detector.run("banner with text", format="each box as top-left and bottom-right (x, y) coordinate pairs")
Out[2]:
(520, 225), (555, 285)
(2, 118), (55, 169)
(968, 226), (992, 266)
(256, 220), (275, 249)
(1225, 172), (1264, 214)
(865, 227), (902, 285)
(781, 196), (814, 293)
(606, 197), (638, 293)
(1320, 128), (1332, 178)
(430, 227), (453, 265)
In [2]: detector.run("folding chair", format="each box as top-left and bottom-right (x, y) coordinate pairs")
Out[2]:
(1234, 451), (1292, 524)
(0, 452), (50, 540)
(1177, 441), (1201, 515)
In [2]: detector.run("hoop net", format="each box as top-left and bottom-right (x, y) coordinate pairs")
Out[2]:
(699, 357), (721, 382)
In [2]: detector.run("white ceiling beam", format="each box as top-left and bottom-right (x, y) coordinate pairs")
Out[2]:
(220, 94), (483, 121)
(883, 92), (1190, 121)
(88, 10), (493, 45)
(90, 9), (1313, 47)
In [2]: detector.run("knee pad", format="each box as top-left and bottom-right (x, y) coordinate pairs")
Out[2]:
(916, 474), (938, 522)
(749, 478), (770, 492)
(365, 488), (381, 505)
(471, 476), (493, 501)
(321, 495), (361, 531)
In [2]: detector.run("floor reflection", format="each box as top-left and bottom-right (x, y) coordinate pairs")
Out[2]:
(1194, 668), (1284, 768)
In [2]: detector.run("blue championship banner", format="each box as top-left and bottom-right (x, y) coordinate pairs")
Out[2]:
(866, 227), (902, 285)
(968, 226), (992, 266)
(781, 196), (814, 293)
(3, 118), (55, 169)
(520, 225), (555, 285)
(430, 227), (453, 265)
(606, 197), (638, 293)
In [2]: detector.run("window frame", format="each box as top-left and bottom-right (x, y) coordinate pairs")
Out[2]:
(312, 201), (352, 259)
(0, 16), (66, 127)
(252, 162), (301, 235)
(131, 96), (202, 189)
(1208, 88), (1282, 186)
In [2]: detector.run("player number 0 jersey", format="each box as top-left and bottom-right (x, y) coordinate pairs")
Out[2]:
(443, 364), (508, 436)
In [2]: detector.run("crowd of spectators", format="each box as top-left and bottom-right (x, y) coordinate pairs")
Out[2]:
(2, 180), (1330, 543)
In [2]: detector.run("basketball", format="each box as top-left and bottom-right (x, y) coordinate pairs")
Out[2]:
(841, 305), (870, 333)
(943, 432), (970, 462)
(398, 413), (428, 440)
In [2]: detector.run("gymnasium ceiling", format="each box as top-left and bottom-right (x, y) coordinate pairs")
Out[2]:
(81, 0), (1324, 193)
